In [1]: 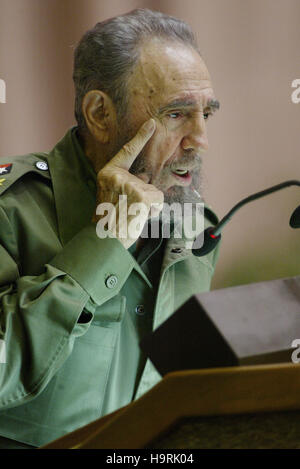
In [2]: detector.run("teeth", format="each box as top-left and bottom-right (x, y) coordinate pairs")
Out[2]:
(173, 169), (188, 175)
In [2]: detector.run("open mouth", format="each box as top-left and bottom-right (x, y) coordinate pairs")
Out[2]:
(172, 169), (189, 177)
(171, 168), (192, 184)
(172, 168), (191, 178)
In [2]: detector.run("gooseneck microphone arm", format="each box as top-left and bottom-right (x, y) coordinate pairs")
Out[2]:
(290, 205), (300, 228)
(214, 180), (300, 236)
(192, 180), (300, 257)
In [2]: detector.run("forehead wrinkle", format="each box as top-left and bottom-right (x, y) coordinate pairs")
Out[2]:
(128, 42), (216, 121)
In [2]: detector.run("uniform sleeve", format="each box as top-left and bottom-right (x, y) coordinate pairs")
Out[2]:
(0, 206), (135, 409)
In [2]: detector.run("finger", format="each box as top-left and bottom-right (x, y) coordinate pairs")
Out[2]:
(107, 118), (156, 171)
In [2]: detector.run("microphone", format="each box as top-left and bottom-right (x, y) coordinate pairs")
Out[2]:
(193, 180), (300, 257)
(290, 205), (300, 228)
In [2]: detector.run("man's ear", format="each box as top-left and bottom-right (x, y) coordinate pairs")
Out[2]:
(81, 90), (116, 144)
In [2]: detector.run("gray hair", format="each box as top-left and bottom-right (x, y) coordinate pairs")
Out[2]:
(73, 8), (199, 132)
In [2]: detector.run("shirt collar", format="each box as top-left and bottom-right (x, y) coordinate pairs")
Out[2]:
(46, 127), (97, 246)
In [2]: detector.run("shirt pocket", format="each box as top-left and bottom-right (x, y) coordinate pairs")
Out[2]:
(39, 321), (118, 433)
(0, 322), (118, 447)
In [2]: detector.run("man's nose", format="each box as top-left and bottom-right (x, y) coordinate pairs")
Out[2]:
(181, 115), (209, 152)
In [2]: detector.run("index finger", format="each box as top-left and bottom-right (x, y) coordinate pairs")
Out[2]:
(106, 118), (156, 171)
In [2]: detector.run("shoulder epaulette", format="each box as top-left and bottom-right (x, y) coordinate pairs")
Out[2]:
(0, 152), (51, 196)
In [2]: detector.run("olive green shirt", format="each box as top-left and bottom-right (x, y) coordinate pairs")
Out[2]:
(0, 128), (220, 447)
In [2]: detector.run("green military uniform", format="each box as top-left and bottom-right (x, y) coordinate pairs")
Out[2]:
(0, 128), (220, 448)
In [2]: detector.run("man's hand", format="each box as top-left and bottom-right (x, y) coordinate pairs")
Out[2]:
(92, 118), (164, 249)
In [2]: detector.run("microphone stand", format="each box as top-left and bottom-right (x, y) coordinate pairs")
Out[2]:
(193, 180), (300, 257)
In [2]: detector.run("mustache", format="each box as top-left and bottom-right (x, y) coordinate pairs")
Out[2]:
(130, 151), (202, 176)
(169, 152), (202, 171)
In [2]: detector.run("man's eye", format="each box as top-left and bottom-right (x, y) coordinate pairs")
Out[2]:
(167, 112), (183, 119)
(203, 112), (211, 120)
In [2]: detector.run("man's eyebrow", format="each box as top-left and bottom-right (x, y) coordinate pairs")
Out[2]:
(158, 99), (198, 114)
(207, 99), (220, 111)
(158, 98), (220, 114)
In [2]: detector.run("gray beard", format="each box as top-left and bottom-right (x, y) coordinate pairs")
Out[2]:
(130, 148), (205, 207)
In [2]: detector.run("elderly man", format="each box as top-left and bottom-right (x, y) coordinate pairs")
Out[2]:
(0, 9), (220, 448)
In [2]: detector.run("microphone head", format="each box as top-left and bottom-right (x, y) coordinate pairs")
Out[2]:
(192, 227), (222, 257)
(290, 205), (300, 228)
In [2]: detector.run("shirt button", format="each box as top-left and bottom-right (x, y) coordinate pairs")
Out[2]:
(135, 305), (145, 315)
(35, 161), (48, 171)
(105, 275), (118, 289)
(171, 247), (182, 254)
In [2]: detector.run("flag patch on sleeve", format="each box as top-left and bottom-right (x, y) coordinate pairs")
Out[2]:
(0, 164), (12, 175)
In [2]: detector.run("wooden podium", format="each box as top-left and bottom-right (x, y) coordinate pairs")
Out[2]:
(40, 363), (300, 449)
